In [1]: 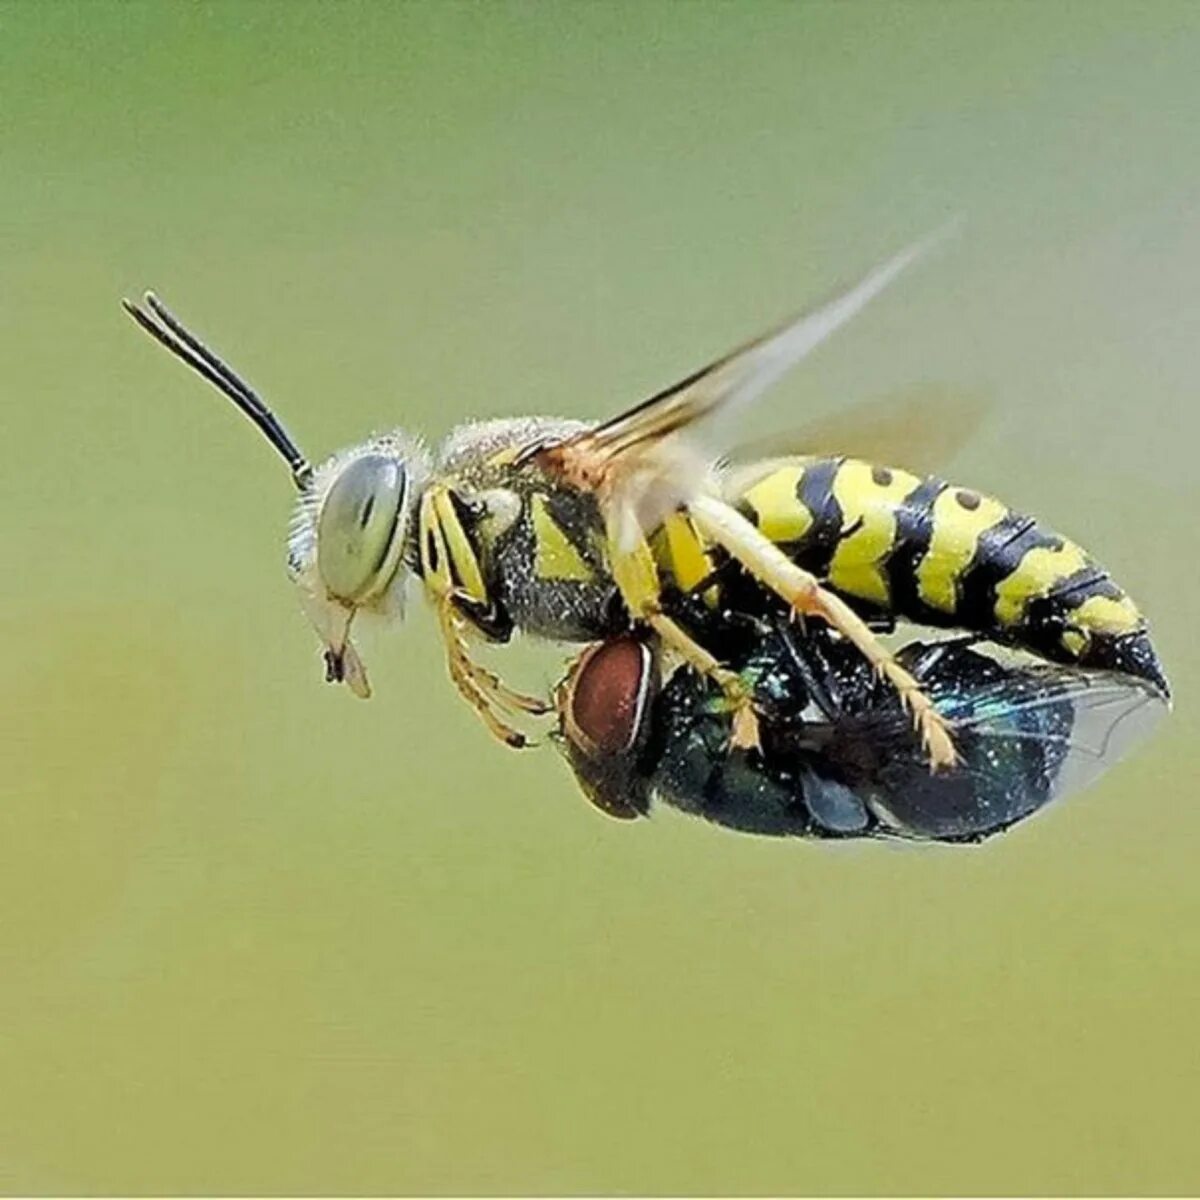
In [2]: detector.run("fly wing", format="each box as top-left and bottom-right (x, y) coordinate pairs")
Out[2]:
(948, 666), (1169, 808)
(851, 659), (1168, 841)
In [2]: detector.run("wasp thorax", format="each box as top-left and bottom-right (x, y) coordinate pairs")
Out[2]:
(316, 454), (408, 603)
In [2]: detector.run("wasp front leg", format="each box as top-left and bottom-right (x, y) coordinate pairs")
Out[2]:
(686, 493), (959, 769)
(604, 505), (762, 749)
(436, 602), (551, 750)
(420, 485), (551, 750)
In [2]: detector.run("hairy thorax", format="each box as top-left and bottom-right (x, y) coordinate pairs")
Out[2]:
(435, 416), (626, 643)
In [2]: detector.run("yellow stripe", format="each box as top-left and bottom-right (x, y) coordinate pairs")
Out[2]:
(916, 489), (1009, 613)
(530, 493), (594, 583)
(740, 464), (813, 543)
(1061, 629), (1088, 656)
(826, 460), (921, 607)
(432, 489), (489, 604)
(1071, 593), (1141, 636)
(609, 522), (661, 615)
(418, 490), (453, 599)
(657, 513), (714, 591)
(1060, 594), (1141, 659)
(994, 540), (1089, 627)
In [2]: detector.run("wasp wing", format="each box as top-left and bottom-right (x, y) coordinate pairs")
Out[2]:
(842, 658), (1168, 841)
(539, 226), (962, 543)
(719, 383), (990, 479)
(560, 225), (957, 468)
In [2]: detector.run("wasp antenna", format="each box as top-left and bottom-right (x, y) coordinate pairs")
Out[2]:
(122, 293), (312, 488)
(143, 293), (265, 415)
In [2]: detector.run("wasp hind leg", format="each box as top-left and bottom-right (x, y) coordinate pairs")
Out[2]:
(687, 493), (959, 770)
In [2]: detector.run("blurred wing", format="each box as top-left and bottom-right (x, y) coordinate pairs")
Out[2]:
(861, 664), (1167, 841)
(560, 225), (958, 466)
(720, 383), (990, 479)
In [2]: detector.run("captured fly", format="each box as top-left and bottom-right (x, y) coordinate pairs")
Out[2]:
(556, 622), (1166, 842)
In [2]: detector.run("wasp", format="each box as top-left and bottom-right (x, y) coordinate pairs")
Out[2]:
(555, 621), (1168, 840)
(122, 231), (1168, 774)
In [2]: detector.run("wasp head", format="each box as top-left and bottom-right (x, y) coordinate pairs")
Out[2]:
(122, 292), (430, 698)
(286, 432), (430, 696)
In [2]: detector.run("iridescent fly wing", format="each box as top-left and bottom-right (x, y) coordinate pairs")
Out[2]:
(842, 655), (1169, 842)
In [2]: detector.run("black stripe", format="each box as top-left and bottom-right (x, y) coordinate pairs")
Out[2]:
(1081, 630), (1170, 697)
(723, 458), (843, 620)
(883, 475), (947, 618)
(1045, 564), (1121, 610)
(791, 457), (845, 578)
(1021, 564), (1120, 654)
(544, 487), (605, 572)
(955, 510), (1062, 631)
(732, 457), (844, 580)
(424, 528), (441, 576)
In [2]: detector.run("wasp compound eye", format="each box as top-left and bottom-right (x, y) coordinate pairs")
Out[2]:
(317, 454), (408, 603)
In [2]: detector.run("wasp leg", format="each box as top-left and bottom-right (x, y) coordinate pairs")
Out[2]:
(646, 612), (762, 749)
(438, 604), (544, 749)
(687, 493), (959, 770)
(452, 661), (531, 749)
(439, 603), (551, 717)
(449, 625), (553, 717)
(445, 639), (529, 748)
(605, 508), (761, 749)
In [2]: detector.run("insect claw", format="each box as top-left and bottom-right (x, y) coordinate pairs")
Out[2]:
(923, 721), (960, 772)
(500, 690), (553, 716)
(903, 693), (958, 772)
(728, 701), (762, 751)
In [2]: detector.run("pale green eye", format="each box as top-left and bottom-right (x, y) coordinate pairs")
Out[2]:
(317, 455), (407, 602)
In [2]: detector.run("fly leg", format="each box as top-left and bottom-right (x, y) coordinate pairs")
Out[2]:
(687, 493), (958, 769)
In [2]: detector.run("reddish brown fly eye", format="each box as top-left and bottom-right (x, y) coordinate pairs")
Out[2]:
(566, 636), (655, 757)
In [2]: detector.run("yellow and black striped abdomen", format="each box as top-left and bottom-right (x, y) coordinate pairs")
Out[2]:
(726, 456), (1169, 697)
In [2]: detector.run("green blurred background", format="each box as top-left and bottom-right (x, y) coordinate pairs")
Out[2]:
(3, 1), (1198, 1193)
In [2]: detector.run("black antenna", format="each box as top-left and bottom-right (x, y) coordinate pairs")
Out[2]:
(122, 292), (313, 488)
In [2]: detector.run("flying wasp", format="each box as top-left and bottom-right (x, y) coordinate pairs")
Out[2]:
(555, 621), (1168, 839)
(122, 232), (1168, 775)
